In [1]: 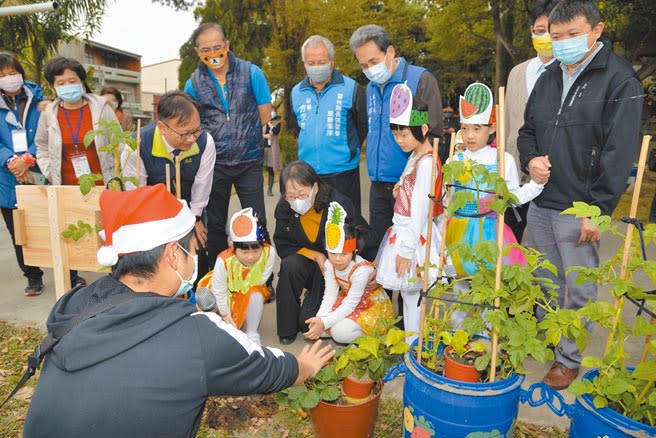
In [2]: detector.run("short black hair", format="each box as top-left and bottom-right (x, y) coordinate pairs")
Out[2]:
(341, 222), (368, 254)
(389, 96), (429, 143)
(233, 241), (263, 250)
(44, 57), (87, 86)
(549, 0), (601, 28)
(529, 0), (558, 24)
(100, 86), (123, 109)
(111, 230), (194, 279)
(0, 52), (26, 77)
(157, 90), (199, 124)
(192, 23), (227, 47)
(279, 160), (331, 212)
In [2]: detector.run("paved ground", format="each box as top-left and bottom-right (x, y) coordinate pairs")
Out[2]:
(0, 160), (653, 431)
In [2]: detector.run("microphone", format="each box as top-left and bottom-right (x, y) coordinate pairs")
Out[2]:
(195, 287), (218, 313)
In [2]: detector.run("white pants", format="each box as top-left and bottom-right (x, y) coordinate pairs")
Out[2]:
(329, 318), (363, 344)
(243, 293), (264, 345)
(401, 289), (421, 345)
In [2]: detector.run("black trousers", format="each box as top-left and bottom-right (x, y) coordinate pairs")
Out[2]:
(206, 161), (268, 269)
(275, 254), (325, 337)
(1, 207), (43, 282)
(319, 167), (362, 217)
(369, 181), (395, 247)
(504, 203), (530, 243)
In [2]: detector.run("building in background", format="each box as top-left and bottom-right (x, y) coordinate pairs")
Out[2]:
(141, 59), (181, 119)
(57, 39), (147, 126)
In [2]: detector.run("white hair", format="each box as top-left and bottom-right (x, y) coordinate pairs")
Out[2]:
(301, 35), (335, 62)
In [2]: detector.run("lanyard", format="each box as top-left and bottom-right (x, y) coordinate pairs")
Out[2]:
(62, 106), (84, 152)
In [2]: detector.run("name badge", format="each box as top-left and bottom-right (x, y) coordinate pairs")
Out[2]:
(11, 130), (28, 153)
(71, 153), (92, 179)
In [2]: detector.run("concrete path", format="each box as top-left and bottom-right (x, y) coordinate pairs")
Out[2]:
(0, 160), (653, 431)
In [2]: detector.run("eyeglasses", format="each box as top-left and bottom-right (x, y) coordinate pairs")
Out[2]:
(198, 45), (226, 54)
(160, 119), (202, 140)
(284, 191), (311, 202)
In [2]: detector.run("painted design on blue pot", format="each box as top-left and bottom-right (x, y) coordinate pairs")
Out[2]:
(404, 406), (435, 437)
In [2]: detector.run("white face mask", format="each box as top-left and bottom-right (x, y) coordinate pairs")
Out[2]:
(173, 244), (198, 296)
(289, 186), (316, 215)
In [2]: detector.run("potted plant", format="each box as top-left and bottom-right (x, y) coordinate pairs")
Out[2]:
(439, 329), (488, 383)
(275, 318), (409, 437)
(536, 202), (656, 436)
(386, 158), (564, 437)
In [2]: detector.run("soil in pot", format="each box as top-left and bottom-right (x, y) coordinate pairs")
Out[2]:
(443, 347), (482, 383)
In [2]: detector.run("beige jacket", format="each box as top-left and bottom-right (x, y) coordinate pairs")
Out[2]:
(505, 59), (530, 183)
(35, 93), (117, 185)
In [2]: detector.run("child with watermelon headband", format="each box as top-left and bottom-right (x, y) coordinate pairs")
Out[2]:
(375, 82), (444, 343)
(304, 202), (393, 343)
(197, 207), (276, 345)
(445, 82), (547, 276)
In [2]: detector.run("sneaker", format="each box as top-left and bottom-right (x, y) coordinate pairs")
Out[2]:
(25, 278), (44, 297)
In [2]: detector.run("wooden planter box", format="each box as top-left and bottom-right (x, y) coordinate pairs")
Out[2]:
(14, 185), (105, 298)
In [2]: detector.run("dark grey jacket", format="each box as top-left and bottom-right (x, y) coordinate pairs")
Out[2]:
(518, 41), (643, 215)
(24, 276), (298, 438)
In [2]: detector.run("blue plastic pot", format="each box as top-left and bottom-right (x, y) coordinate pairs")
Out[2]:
(385, 340), (524, 437)
(524, 368), (656, 437)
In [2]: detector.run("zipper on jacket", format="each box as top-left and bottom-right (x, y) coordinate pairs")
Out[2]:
(376, 84), (384, 181)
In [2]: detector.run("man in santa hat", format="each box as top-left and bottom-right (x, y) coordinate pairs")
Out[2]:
(23, 184), (333, 438)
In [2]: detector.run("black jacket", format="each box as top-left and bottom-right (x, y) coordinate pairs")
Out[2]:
(274, 186), (378, 261)
(518, 41), (643, 215)
(24, 276), (298, 438)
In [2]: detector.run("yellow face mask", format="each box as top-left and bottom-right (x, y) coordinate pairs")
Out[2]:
(201, 48), (228, 68)
(532, 32), (553, 57)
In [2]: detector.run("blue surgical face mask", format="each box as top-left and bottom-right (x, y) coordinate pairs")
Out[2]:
(305, 64), (332, 84)
(55, 83), (84, 103)
(552, 33), (590, 66)
(173, 244), (198, 297)
(364, 53), (393, 85)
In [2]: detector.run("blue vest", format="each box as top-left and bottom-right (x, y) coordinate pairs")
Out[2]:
(366, 58), (425, 183)
(191, 53), (263, 166)
(138, 121), (207, 205)
(291, 72), (359, 174)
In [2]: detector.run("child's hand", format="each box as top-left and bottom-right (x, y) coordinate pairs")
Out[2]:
(219, 310), (237, 328)
(395, 255), (412, 277)
(304, 317), (325, 340)
(392, 182), (401, 199)
(364, 268), (380, 292)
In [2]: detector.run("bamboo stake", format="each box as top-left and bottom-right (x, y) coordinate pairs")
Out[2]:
(490, 88), (507, 382)
(604, 135), (652, 355)
(432, 132), (458, 322)
(175, 155), (181, 199)
(135, 119), (141, 184)
(165, 163), (171, 193)
(417, 138), (440, 363)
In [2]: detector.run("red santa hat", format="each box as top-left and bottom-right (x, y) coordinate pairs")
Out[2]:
(97, 184), (196, 266)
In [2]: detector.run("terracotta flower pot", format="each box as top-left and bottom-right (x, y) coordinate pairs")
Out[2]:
(443, 347), (482, 383)
(311, 381), (382, 438)
(342, 374), (374, 399)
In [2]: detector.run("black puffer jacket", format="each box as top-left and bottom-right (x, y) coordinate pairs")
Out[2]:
(518, 41), (643, 215)
(274, 186), (378, 261)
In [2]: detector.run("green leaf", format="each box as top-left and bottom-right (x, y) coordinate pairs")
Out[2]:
(632, 362), (656, 381)
(606, 379), (632, 395)
(357, 337), (381, 359)
(474, 354), (490, 371)
(334, 353), (349, 372)
(299, 390), (320, 409)
(320, 386), (341, 402)
(384, 327), (406, 347)
(593, 395), (608, 409)
(561, 202), (601, 219)
(568, 379), (592, 396)
(630, 318), (656, 337)
(581, 356), (603, 368)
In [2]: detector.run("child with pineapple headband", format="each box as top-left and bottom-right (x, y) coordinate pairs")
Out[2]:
(375, 83), (444, 343)
(197, 208), (276, 345)
(445, 82), (546, 276)
(305, 202), (393, 343)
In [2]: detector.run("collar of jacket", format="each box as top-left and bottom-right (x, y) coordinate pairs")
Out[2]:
(547, 38), (611, 74)
(0, 83), (34, 111)
(299, 69), (345, 91)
